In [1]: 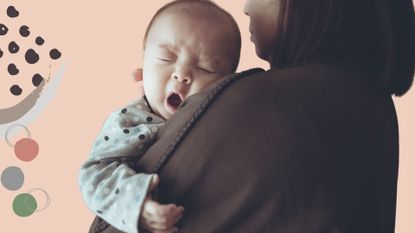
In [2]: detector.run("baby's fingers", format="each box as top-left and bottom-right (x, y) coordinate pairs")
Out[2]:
(143, 200), (184, 226)
(152, 229), (178, 233)
(141, 210), (180, 232)
(153, 228), (178, 233)
(142, 211), (183, 230)
(141, 218), (178, 233)
(145, 200), (184, 217)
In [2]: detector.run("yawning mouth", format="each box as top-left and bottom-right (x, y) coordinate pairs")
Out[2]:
(166, 92), (183, 112)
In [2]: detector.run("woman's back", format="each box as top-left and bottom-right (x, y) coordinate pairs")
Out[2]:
(138, 63), (399, 232)
(267, 63), (399, 232)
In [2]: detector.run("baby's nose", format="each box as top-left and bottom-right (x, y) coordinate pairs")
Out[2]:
(172, 74), (192, 85)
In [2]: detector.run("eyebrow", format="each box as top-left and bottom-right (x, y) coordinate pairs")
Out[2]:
(157, 44), (176, 51)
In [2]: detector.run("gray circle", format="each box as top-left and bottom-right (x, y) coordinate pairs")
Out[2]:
(1, 166), (24, 191)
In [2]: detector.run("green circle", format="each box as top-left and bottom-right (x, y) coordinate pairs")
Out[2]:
(13, 193), (37, 217)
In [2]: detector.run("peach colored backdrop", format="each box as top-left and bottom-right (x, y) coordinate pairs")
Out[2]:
(0, 1), (413, 232)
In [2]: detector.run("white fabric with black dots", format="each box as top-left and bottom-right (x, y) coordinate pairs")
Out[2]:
(78, 97), (165, 233)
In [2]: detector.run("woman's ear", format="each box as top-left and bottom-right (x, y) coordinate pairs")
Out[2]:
(132, 68), (143, 82)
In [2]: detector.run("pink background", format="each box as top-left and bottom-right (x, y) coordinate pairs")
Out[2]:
(0, 0), (413, 232)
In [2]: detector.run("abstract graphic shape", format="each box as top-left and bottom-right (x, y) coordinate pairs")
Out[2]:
(19, 25), (30, 37)
(25, 49), (39, 64)
(12, 188), (51, 217)
(1, 166), (24, 191)
(10, 84), (23, 96)
(8, 63), (19, 75)
(8, 41), (20, 53)
(49, 49), (61, 60)
(1, 5), (64, 122)
(28, 188), (51, 212)
(32, 73), (44, 87)
(0, 80), (45, 125)
(1, 4), (65, 129)
(0, 4), (62, 219)
(35, 36), (44, 45)
(0, 23), (8, 35)
(0, 63), (66, 128)
(7, 6), (20, 18)
(14, 138), (39, 161)
(5, 124), (39, 162)
(13, 193), (37, 217)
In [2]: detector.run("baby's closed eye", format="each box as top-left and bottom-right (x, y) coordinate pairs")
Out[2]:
(154, 49), (177, 63)
(198, 66), (215, 74)
(157, 57), (174, 62)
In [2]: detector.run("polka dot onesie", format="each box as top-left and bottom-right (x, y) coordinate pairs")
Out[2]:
(78, 97), (165, 233)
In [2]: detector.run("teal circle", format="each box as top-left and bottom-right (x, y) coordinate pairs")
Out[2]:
(12, 193), (37, 217)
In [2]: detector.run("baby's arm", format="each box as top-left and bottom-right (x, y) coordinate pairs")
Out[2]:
(80, 159), (152, 233)
(78, 99), (165, 233)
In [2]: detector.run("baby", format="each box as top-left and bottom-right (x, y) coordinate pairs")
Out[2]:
(78, 1), (241, 233)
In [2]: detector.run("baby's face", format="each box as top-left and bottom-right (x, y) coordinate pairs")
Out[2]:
(142, 10), (237, 119)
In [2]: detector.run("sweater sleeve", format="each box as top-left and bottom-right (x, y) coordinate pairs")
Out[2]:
(78, 99), (164, 233)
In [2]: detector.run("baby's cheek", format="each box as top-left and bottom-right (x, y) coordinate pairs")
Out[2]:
(188, 83), (206, 97)
(142, 79), (161, 105)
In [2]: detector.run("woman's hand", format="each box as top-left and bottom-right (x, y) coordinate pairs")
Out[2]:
(140, 175), (184, 233)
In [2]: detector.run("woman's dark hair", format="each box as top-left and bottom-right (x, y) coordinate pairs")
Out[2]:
(142, 0), (241, 72)
(271, 0), (415, 96)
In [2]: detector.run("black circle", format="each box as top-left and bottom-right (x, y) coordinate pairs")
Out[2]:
(121, 108), (127, 113)
(35, 36), (44, 45)
(104, 136), (109, 141)
(8, 41), (20, 54)
(8, 63), (19, 75)
(138, 134), (146, 140)
(146, 117), (153, 122)
(25, 49), (39, 64)
(10, 85), (22, 96)
(32, 73), (44, 87)
(49, 48), (61, 60)
(7, 6), (19, 18)
(0, 24), (8, 35)
(123, 129), (130, 134)
(19, 25), (30, 37)
(0, 49), (3, 58)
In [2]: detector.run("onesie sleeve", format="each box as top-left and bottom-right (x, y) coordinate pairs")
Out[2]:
(78, 98), (164, 233)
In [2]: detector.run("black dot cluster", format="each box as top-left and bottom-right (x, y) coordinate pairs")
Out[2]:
(1, 5), (62, 96)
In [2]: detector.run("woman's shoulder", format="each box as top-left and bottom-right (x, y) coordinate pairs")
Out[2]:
(217, 62), (394, 128)
(237, 63), (359, 88)
(231, 62), (379, 102)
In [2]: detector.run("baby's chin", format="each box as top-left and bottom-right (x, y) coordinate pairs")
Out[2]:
(152, 104), (172, 120)
(159, 109), (172, 120)
(161, 104), (175, 120)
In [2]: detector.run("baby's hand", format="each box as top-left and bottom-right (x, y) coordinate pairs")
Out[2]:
(140, 175), (184, 233)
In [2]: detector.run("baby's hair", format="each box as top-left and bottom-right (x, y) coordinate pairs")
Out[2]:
(142, 0), (241, 72)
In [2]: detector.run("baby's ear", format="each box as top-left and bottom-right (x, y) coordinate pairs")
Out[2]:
(132, 68), (143, 82)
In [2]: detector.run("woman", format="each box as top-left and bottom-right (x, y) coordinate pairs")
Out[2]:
(95, 0), (415, 232)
